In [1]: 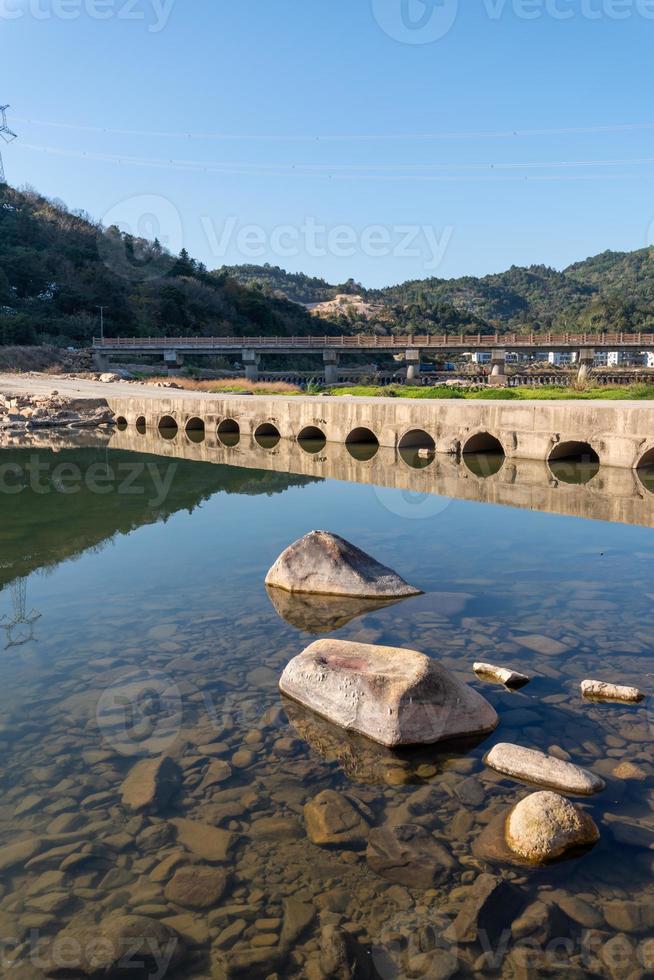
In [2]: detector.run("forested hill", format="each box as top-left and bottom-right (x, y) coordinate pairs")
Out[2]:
(0, 185), (329, 347)
(2, 182), (652, 346)
(225, 249), (654, 335)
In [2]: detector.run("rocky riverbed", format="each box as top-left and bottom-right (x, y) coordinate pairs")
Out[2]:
(0, 447), (653, 979)
(0, 390), (115, 438)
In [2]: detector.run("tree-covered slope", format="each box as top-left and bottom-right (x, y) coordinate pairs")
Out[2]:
(225, 248), (654, 335)
(0, 185), (333, 346)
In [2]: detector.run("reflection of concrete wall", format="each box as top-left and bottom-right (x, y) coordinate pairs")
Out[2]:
(108, 428), (654, 529)
(105, 391), (654, 469)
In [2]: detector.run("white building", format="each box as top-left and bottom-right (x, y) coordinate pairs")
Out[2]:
(606, 351), (645, 367)
(548, 352), (577, 366)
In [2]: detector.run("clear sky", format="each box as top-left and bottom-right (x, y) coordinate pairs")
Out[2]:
(2, 0), (654, 286)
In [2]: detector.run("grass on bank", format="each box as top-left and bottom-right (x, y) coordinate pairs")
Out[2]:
(147, 376), (302, 395)
(146, 376), (654, 400)
(327, 383), (654, 400)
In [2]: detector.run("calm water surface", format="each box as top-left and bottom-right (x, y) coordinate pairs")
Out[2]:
(1, 442), (653, 979)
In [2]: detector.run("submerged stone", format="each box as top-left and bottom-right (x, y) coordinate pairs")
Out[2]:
(506, 791), (600, 864)
(304, 789), (369, 847)
(366, 823), (457, 888)
(164, 865), (229, 909)
(485, 743), (605, 796)
(120, 756), (182, 814)
(265, 530), (421, 598)
(43, 914), (184, 977)
(280, 639), (498, 747)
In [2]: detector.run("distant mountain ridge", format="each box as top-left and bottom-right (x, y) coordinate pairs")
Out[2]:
(224, 249), (654, 336)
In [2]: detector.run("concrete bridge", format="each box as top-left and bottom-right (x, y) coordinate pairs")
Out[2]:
(99, 386), (654, 471)
(92, 332), (654, 383)
(108, 427), (654, 530)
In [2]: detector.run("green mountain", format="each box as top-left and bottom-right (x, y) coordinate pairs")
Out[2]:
(224, 250), (654, 336)
(2, 181), (652, 346)
(0, 185), (334, 347)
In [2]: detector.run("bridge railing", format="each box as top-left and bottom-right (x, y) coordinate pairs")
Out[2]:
(92, 332), (654, 349)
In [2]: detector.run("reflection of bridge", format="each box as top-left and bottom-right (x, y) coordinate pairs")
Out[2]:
(92, 332), (654, 383)
(108, 427), (654, 530)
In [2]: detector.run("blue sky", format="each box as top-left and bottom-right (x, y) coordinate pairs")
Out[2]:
(2, 0), (654, 286)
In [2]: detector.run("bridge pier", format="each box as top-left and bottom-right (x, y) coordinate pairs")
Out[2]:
(489, 350), (507, 387)
(323, 350), (340, 386)
(405, 349), (421, 385)
(242, 349), (261, 382)
(163, 350), (184, 373)
(577, 348), (595, 384)
(92, 351), (110, 372)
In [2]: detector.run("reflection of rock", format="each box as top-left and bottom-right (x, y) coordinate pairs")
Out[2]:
(506, 792), (599, 864)
(265, 531), (421, 598)
(366, 823), (457, 888)
(280, 639), (498, 747)
(283, 696), (490, 786)
(266, 585), (409, 634)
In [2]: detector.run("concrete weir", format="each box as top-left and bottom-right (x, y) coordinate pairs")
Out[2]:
(105, 391), (654, 471)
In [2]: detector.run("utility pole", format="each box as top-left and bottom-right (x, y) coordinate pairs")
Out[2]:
(96, 306), (106, 341)
(0, 105), (17, 185)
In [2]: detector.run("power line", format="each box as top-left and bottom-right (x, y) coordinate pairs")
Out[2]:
(0, 105), (17, 184)
(13, 115), (654, 143)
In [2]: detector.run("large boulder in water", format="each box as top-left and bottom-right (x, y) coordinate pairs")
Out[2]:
(265, 531), (421, 598)
(279, 639), (498, 747)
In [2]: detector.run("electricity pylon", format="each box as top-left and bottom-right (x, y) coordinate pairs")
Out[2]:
(0, 105), (17, 185)
(1, 579), (41, 649)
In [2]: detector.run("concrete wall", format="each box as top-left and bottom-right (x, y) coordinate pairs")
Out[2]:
(107, 392), (654, 470)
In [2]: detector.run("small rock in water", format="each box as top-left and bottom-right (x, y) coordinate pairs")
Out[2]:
(581, 679), (645, 704)
(120, 756), (182, 814)
(485, 743), (605, 795)
(506, 791), (600, 864)
(42, 915), (184, 977)
(280, 639), (498, 747)
(473, 662), (529, 689)
(304, 790), (369, 847)
(366, 823), (457, 888)
(164, 865), (229, 909)
(265, 530), (421, 598)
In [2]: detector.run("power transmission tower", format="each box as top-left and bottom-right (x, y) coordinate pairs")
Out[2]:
(0, 105), (17, 185)
(1, 578), (41, 649)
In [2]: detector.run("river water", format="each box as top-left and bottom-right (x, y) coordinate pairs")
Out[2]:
(1, 434), (653, 979)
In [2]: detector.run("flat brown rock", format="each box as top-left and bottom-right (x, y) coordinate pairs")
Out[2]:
(170, 818), (236, 863)
(280, 639), (498, 747)
(265, 531), (421, 598)
(366, 823), (457, 888)
(304, 790), (369, 846)
(164, 865), (229, 909)
(120, 756), (182, 814)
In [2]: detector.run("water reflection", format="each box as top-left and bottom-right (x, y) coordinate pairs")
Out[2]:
(266, 585), (410, 633)
(463, 451), (505, 478)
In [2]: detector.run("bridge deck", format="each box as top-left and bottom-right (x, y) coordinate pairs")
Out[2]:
(92, 332), (654, 352)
